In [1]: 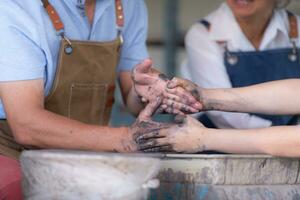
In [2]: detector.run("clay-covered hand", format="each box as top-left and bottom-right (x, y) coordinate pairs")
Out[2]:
(119, 118), (172, 152)
(164, 77), (204, 104)
(132, 59), (202, 120)
(138, 115), (208, 153)
(162, 77), (206, 112)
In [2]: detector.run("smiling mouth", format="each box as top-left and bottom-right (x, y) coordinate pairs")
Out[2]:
(235, 0), (254, 6)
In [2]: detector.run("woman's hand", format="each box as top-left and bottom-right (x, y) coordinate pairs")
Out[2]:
(137, 115), (208, 153)
(118, 118), (171, 152)
(165, 77), (204, 103)
(131, 59), (202, 119)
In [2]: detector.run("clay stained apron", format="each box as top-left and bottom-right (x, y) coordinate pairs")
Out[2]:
(0, 0), (124, 158)
(199, 12), (300, 128)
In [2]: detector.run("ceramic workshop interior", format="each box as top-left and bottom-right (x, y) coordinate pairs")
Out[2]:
(17, 1), (300, 200)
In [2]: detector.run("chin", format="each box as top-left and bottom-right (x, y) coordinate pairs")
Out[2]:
(227, 0), (258, 19)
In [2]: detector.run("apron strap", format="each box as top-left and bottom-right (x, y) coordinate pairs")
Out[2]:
(42, 0), (125, 35)
(287, 11), (298, 61)
(115, 0), (125, 28)
(287, 11), (298, 40)
(41, 0), (64, 35)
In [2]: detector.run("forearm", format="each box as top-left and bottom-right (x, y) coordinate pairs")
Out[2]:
(202, 79), (300, 115)
(9, 109), (127, 152)
(205, 125), (300, 157)
(206, 111), (272, 129)
(0, 79), (130, 152)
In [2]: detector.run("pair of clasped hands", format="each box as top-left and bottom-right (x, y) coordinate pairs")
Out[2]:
(130, 59), (206, 153)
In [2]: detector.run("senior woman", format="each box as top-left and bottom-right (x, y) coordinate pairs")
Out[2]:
(181, 0), (300, 129)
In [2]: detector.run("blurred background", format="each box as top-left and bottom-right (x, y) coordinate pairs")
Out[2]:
(110, 0), (300, 126)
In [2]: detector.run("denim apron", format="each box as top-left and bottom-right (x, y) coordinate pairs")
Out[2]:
(199, 12), (300, 128)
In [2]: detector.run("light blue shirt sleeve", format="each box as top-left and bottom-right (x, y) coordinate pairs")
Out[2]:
(117, 0), (149, 72)
(0, 7), (46, 82)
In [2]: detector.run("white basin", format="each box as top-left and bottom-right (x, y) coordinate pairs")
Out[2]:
(20, 150), (161, 200)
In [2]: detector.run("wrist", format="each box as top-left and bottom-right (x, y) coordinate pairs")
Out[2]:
(199, 88), (212, 111)
(130, 85), (138, 99)
(127, 87), (144, 116)
(131, 86), (145, 105)
(200, 88), (225, 111)
(201, 128), (218, 152)
(111, 127), (129, 152)
(114, 127), (137, 153)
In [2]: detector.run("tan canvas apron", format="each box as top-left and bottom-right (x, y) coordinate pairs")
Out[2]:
(0, 0), (124, 159)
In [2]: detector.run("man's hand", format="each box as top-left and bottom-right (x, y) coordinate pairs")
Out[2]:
(131, 59), (202, 119)
(137, 115), (208, 153)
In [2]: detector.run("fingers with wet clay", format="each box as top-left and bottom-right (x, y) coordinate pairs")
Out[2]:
(166, 86), (197, 103)
(142, 145), (173, 153)
(167, 77), (203, 103)
(131, 119), (173, 152)
(139, 115), (207, 153)
(138, 98), (162, 120)
(132, 61), (157, 85)
(167, 77), (186, 88)
(161, 99), (199, 113)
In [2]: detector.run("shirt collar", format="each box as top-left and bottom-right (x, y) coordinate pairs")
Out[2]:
(71, 0), (113, 7)
(77, 0), (85, 5)
(270, 9), (289, 39)
(259, 9), (289, 49)
(207, 3), (238, 43)
(207, 3), (290, 48)
(94, 0), (114, 25)
(69, 0), (114, 22)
